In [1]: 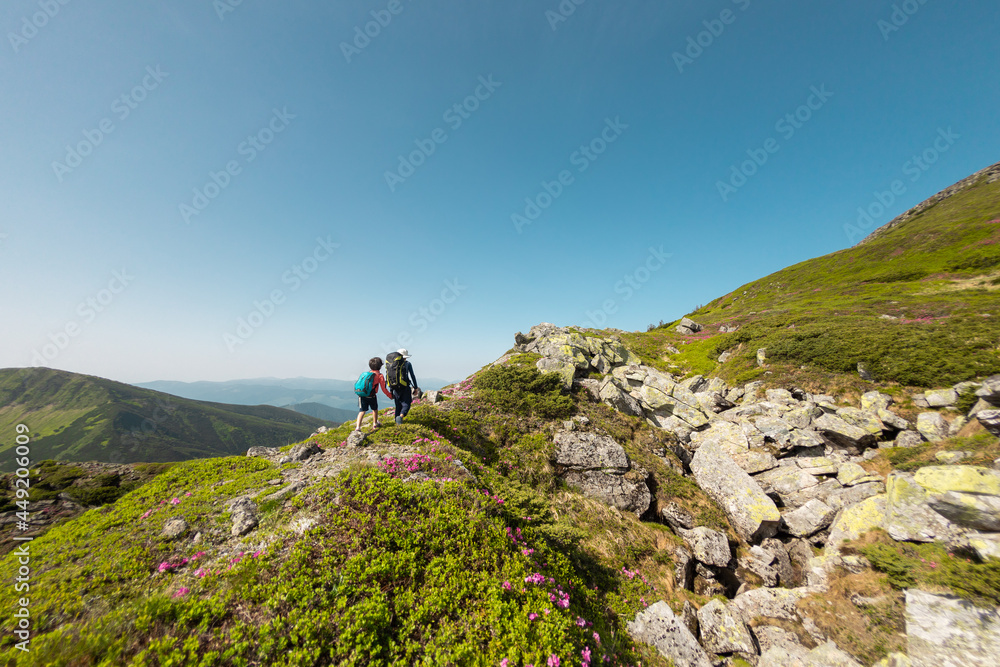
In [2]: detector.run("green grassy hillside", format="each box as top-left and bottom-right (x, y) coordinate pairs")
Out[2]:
(0, 368), (332, 470)
(635, 162), (1000, 390)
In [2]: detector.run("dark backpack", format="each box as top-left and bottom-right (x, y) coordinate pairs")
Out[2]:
(385, 352), (408, 389)
(354, 371), (376, 397)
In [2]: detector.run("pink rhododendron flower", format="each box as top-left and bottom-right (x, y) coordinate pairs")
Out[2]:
(502, 581), (512, 591)
(500, 660), (508, 667)
(593, 632), (601, 644)
(528, 613), (539, 621)
(170, 497), (181, 505)
(582, 647), (592, 663)
(576, 617), (587, 627)
(547, 655), (560, 667)
(173, 587), (189, 598)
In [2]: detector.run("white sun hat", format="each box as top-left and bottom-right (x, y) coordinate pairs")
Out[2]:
(397, 348), (411, 358)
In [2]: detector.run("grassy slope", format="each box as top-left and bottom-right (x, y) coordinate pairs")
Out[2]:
(0, 368), (331, 470)
(628, 167), (1000, 390)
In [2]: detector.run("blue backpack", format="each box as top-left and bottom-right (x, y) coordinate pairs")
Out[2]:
(354, 371), (376, 397)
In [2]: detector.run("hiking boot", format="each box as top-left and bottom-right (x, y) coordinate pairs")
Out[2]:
(395, 416), (403, 425)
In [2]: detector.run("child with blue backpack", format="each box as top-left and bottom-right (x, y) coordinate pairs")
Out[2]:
(354, 357), (393, 432)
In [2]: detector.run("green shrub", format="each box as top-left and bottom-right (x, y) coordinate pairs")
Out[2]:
(473, 365), (574, 419)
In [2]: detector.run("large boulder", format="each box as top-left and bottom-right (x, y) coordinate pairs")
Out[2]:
(627, 601), (713, 667)
(678, 526), (731, 567)
(814, 413), (876, 451)
(553, 431), (629, 472)
(885, 473), (965, 544)
(975, 375), (1000, 405)
(826, 494), (887, 553)
(536, 357), (576, 389)
(562, 470), (651, 517)
(691, 442), (781, 543)
(905, 589), (1000, 667)
(782, 499), (837, 537)
(925, 388), (959, 408)
(675, 317), (704, 335)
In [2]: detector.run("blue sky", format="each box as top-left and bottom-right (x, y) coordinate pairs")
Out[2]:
(1, 0), (998, 384)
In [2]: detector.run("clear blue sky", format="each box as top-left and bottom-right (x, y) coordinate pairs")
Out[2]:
(1, 0), (998, 384)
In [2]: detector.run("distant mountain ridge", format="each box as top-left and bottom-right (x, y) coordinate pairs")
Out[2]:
(0, 368), (333, 470)
(135, 377), (453, 410)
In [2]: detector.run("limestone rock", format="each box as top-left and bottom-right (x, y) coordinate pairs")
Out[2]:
(916, 412), (950, 442)
(905, 589), (1000, 667)
(697, 599), (755, 656)
(691, 442), (781, 543)
(553, 431), (629, 471)
(627, 601), (713, 667)
(782, 499), (836, 537)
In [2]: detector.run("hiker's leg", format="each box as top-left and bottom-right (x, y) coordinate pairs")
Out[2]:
(399, 387), (413, 418)
(393, 389), (404, 424)
(356, 398), (365, 430)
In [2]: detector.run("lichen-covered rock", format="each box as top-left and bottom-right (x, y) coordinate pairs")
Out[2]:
(916, 412), (950, 442)
(598, 378), (644, 417)
(926, 491), (1000, 532)
(689, 421), (749, 449)
(247, 446), (281, 458)
(814, 413), (876, 450)
(691, 442), (781, 543)
(826, 494), (887, 553)
(697, 598), (756, 656)
(536, 357), (576, 389)
(161, 518), (188, 540)
(913, 466), (1000, 496)
(905, 589), (1000, 667)
(553, 431), (629, 472)
(562, 470), (650, 517)
(837, 462), (881, 487)
(228, 497), (259, 537)
(836, 407), (886, 436)
(627, 601), (713, 667)
(895, 430), (925, 448)
(782, 499), (836, 537)
(885, 473), (965, 544)
(660, 502), (695, 531)
(727, 587), (803, 626)
(678, 526), (731, 567)
(346, 430), (367, 448)
(925, 388), (959, 408)
(975, 375), (1000, 404)
(861, 391), (893, 412)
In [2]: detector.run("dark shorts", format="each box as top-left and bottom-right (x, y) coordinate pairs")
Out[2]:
(358, 395), (378, 412)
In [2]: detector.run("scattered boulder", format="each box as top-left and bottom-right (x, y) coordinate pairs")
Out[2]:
(660, 502), (695, 531)
(227, 497), (259, 537)
(814, 413), (876, 451)
(599, 379), (644, 418)
(423, 390), (442, 403)
(346, 430), (367, 448)
(289, 442), (321, 461)
(247, 447), (281, 458)
(675, 317), (704, 335)
(537, 357), (576, 389)
(826, 494), (887, 552)
(895, 430), (925, 448)
(161, 518), (188, 540)
(553, 431), (629, 472)
(885, 473), (965, 544)
(975, 375), (1000, 405)
(925, 388), (959, 408)
(782, 499), (836, 537)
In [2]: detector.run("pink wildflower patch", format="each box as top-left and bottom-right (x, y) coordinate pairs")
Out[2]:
(173, 587), (189, 598)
